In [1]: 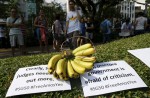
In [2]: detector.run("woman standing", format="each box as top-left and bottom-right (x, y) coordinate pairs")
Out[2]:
(119, 18), (132, 38)
(34, 9), (49, 52)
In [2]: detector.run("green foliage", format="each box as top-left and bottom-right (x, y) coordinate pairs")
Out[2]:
(73, 0), (123, 18)
(0, 0), (19, 18)
(148, 7), (150, 17)
(0, 34), (150, 98)
(41, 2), (65, 26)
(146, 0), (150, 3)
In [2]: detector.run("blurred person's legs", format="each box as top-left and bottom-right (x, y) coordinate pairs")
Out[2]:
(10, 35), (17, 56)
(72, 31), (80, 49)
(53, 33), (60, 51)
(36, 28), (43, 52)
(17, 34), (24, 55)
(0, 37), (6, 48)
(67, 33), (74, 49)
(44, 38), (49, 52)
(103, 34), (107, 43)
(85, 32), (93, 43)
(85, 32), (89, 43)
(77, 37), (81, 47)
(89, 33), (93, 44)
(23, 34), (27, 54)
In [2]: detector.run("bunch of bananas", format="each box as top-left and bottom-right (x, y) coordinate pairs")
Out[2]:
(48, 43), (96, 80)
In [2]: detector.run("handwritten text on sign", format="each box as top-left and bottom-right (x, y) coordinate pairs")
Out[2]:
(6, 65), (71, 97)
(80, 61), (147, 97)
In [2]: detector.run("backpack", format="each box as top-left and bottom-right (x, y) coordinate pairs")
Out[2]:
(101, 20), (108, 33)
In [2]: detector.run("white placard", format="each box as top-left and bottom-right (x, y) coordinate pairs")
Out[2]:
(80, 61), (147, 97)
(6, 65), (71, 97)
(128, 48), (150, 68)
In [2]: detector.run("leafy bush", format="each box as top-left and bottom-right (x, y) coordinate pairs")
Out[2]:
(0, 33), (150, 98)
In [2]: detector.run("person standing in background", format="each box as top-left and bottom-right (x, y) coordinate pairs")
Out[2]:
(6, 7), (24, 56)
(85, 17), (94, 42)
(100, 16), (112, 43)
(119, 18), (132, 38)
(34, 9), (49, 53)
(134, 12), (147, 35)
(66, 0), (82, 49)
(77, 17), (86, 46)
(52, 14), (63, 51)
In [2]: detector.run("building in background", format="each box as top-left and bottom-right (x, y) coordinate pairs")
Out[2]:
(135, 6), (143, 15)
(18, 0), (36, 21)
(120, 0), (135, 21)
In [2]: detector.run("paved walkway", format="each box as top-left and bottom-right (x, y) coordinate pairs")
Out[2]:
(0, 46), (54, 59)
(0, 43), (100, 59)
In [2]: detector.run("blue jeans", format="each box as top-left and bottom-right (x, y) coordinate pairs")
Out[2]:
(103, 33), (111, 43)
(36, 28), (41, 40)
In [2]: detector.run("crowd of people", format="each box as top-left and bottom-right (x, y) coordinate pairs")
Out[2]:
(0, 0), (148, 57)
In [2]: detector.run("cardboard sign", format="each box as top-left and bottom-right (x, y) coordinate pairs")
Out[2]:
(80, 61), (147, 97)
(128, 48), (150, 68)
(6, 65), (71, 97)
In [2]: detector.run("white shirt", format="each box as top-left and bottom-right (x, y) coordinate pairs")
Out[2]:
(135, 16), (147, 30)
(121, 22), (132, 32)
(6, 17), (22, 35)
(66, 10), (82, 34)
(53, 20), (62, 34)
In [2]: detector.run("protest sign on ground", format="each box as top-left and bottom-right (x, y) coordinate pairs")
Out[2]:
(6, 65), (71, 97)
(80, 61), (147, 97)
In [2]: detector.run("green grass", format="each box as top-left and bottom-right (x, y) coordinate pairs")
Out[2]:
(0, 33), (150, 98)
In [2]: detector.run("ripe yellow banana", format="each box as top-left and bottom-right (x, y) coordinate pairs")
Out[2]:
(75, 56), (96, 62)
(64, 77), (69, 80)
(62, 60), (68, 78)
(72, 43), (92, 54)
(74, 48), (95, 56)
(56, 58), (66, 75)
(48, 54), (62, 70)
(73, 72), (79, 78)
(48, 69), (53, 74)
(59, 74), (64, 80)
(67, 60), (75, 78)
(70, 60), (86, 74)
(74, 59), (93, 70)
(53, 71), (59, 79)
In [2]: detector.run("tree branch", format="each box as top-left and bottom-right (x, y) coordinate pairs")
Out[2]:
(74, 0), (88, 15)
(86, 0), (96, 17)
(132, 0), (150, 6)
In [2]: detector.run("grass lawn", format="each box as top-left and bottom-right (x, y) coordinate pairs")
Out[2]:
(0, 33), (150, 98)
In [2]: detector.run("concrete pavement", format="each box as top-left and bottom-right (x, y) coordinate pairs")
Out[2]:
(0, 46), (54, 59)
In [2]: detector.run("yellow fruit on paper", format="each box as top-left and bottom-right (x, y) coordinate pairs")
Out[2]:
(56, 58), (66, 75)
(73, 72), (79, 78)
(67, 60), (75, 78)
(72, 43), (92, 54)
(48, 69), (53, 74)
(62, 60), (68, 78)
(53, 71), (59, 79)
(75, 56), (96, 62)
(74, 48), (95, 56)
(47, 43), (96, 80)
(70, 60), (86, 74)
(48, 54), (62, 70)
(74, 59), (94, 70)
